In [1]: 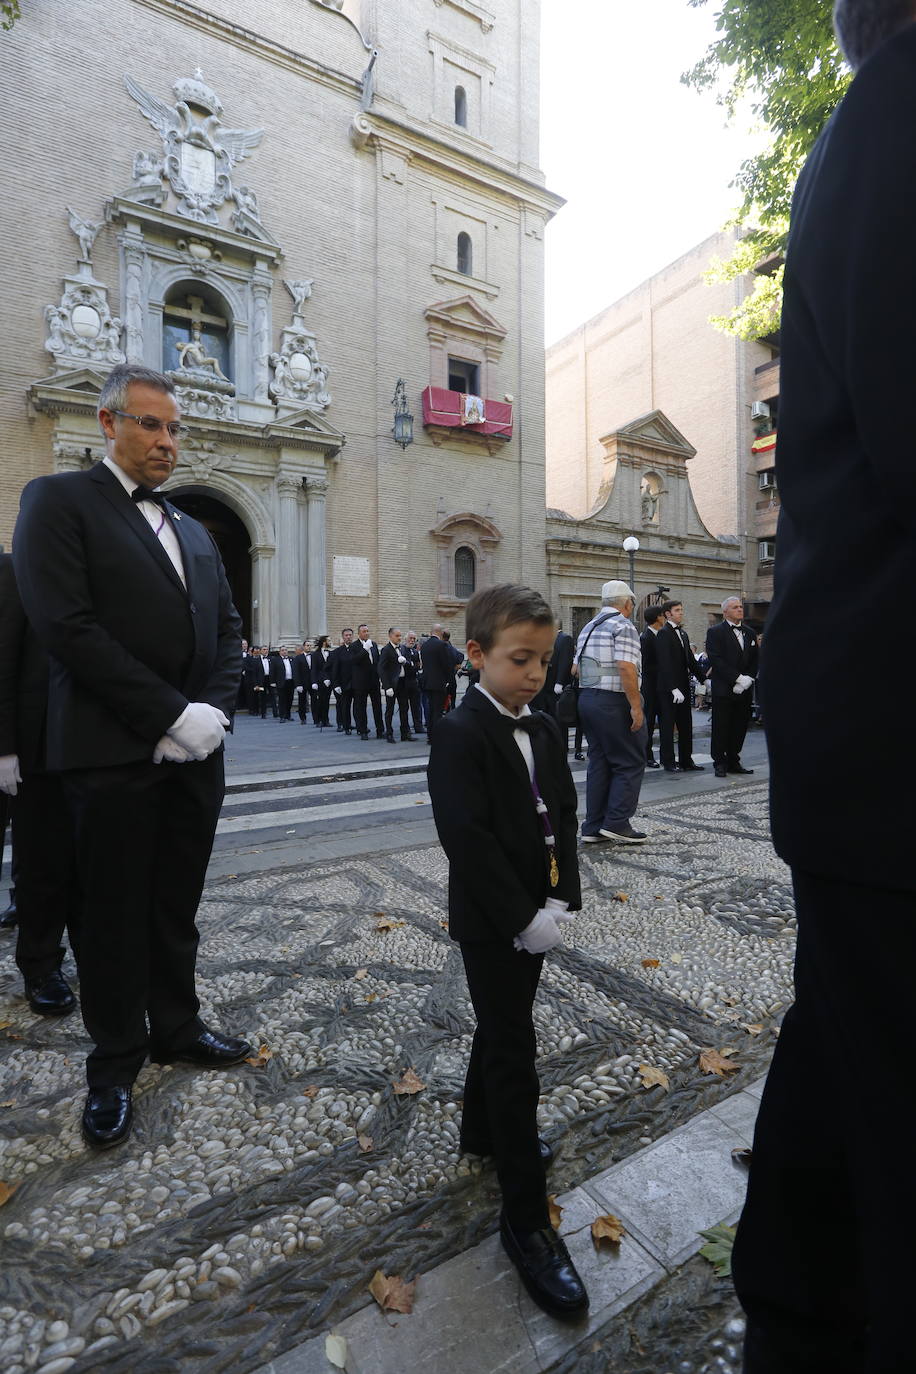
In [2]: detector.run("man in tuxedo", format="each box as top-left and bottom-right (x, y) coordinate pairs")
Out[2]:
(13, 364), (250, 1150)
(242, 645), (265, 715)
(0, 555), (80, 1014)
(305, 635), (332, 727)
(639, 605), (666, 770)
(705, 598), (758, 779)
(655, 600), (707, 772)
(730, 7), (916, 1370)
(420, 624), (454, 741)
(378, 628), (416, 742)
(329, 629), (355, 733)
(401, 631), (423, 736)
(531, 623), (574, 716)
(270, 646), (296, 720)
(351, 624), (384, 740)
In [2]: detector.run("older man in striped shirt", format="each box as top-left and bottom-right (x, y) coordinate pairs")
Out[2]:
(574, 580), (648, 844)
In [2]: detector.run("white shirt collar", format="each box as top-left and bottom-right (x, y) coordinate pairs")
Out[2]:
(473, 682), (532, 722)
(103, 454), (144, 496)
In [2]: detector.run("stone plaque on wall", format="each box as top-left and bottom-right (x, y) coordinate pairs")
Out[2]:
(333, 556), (371, 597)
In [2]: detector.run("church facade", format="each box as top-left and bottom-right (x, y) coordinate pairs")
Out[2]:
(0, 0), (560, 644)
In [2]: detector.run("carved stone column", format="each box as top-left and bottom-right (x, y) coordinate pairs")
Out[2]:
(250, 545), (275, 647)
(120, 231), (147, 364)
(251, 271), (272, 403)
(276, 473), (302, 645)
(305, 475), (328, 636)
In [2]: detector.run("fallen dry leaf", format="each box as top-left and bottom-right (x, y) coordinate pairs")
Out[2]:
(392, 1068), (425, 1096)
(591, 1213), (626, 1249)
(613, 891), (629, 903)
(741, 1023), (763, 1036)
(354, 968), (368, 981)
(368, 1269), (416, 1314)
(0, 1101), (14, 1108)
(358, 1134), (374, 1152)
(638, 1063), (670, 1092)
(302, 1085), (320, 1098)
(699, 1048), (740, 1077)
(375, 919), (407, 934)
(0, 1181), (19, 1208)
(698, 1223), (735, 1277)
(641, 958), (660, 969)
(547, 1195), (563, 1229)
(365, 992), (378, 1003)
(245, 1045), (273, 1067)
(731, 1146), (753, 1169)
(325, 1333), (348, 1369)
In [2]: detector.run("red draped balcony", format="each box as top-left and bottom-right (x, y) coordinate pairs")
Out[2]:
(421, 386), (513, 445)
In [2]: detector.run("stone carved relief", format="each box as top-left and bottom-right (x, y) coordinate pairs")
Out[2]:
(125, 70), (264, 226)
(171, 380), (236, 421)
(641, 472), (662, 525)
(44, 210), (125, 373)
(175, 439), (234, 480)
(269, 281), (331, 411)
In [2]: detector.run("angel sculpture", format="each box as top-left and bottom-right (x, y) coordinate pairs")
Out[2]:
(284, 279), (314, 316)
(67, 207), (102, 264)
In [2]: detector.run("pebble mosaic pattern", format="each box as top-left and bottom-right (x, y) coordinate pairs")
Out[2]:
(0, 782), (791, 1373)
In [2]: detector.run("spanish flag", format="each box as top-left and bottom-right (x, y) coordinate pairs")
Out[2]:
(752, 431), (777, 454)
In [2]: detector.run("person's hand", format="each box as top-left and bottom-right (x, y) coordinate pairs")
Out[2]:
(672, 688), (685, 705)
(167, 703), (230, 760)
(513, 909), (563, 954)
(554, 683), (563, 695)
(734, 674), (753, 694)
(544, 896), (574, 925)
(630, 705), (644, 733)
(255, 685), (264, 692)
(323, 679), (331, 687)
(334, 686), (342, 696)
(385, 688), (394, 698)
(396, 654), (406, 664)
(153, 735), (193, 765)
(0, 754), (21, 797)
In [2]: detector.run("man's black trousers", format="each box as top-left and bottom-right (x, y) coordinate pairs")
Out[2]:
(63, 751), (223, 1088)
(710, 690), (752, 766)
(658, 694), (694, 767)
(353, 682), (383, 736)
(733, 868), (915, 1373)
(459, 939), (549, 1233)
(383, 682), (411, 738)
(12, 772), (81, 981)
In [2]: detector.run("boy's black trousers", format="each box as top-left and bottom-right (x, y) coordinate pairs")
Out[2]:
(459, 940), (549, 1234)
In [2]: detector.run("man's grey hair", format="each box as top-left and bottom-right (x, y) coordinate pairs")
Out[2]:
(834, 0), (916, 70)
(603, 595), (633, 611)
(98, 364), (176, 417)
(721, 595), (743, 613)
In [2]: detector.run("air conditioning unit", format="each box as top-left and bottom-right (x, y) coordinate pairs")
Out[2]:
(758, 540), (776, 563)
(758, 470), (777, 490)
(751, 401), (771, 421)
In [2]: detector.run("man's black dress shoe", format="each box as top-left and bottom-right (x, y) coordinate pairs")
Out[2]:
(460, 1136), (555, 1166)
(386, 734), (396, 743)
(153, 1028), (252, 1067)
(728, 764), (754, 774)
(82, 1086), (133, 1150)
(25, 969), (76, 1016)
(500, 1212), (589, 1319)
(0, 899), (17, 930)
(681, 761), (704, 771)
(359, 732), (369, 740)
(714, 764), (728, 778)
(663, 764), (682, 773)
(401, 734), (416, 743)
(646, 760), (661, 769)
(573, 751), (585, 761)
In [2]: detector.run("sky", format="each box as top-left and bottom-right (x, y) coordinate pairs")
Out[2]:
(540, 0), (766, 345)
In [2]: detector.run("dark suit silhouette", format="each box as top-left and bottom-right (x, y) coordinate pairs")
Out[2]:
(428, 688), (580, 1232)
(401, 643), (423, 733)
(639, 627), (663, 764)
(270, 653), (295, 719)
(531, 630), (574, 714)
(705, 621), (758, 768)
(655, 621), (706, 767)
(419, 634), (452, 738)
(378, 641), (413, 739)
(304, 648), (332, 726)
(13, 460), (241, 1087)
(729, 26), (916, 1371)
(0, 555), (80, 983)
(350, 639), (383, 737)
(328, 643), (354, 732)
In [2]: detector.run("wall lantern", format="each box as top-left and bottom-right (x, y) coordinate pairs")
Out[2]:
(391, 379), (414, 449)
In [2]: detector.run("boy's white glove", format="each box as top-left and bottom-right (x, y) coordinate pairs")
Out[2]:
(672, 688), (685, 705)
(0, 754), (21, 796)
(514, 908), (563, 954)
(167, 703), (229, 760)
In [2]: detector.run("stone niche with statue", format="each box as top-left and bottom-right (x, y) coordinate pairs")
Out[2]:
(28, 68), (345, 646)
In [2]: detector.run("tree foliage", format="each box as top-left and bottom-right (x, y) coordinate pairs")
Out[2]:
(1, 1), (20, 30)
(684, 0), (850, 337)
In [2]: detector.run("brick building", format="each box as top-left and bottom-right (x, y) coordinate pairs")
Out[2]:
(545, 230), (781, 625)
(0, 0), (561, 643)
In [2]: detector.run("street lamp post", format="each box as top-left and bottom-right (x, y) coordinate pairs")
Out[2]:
(622, 535), (640, 607)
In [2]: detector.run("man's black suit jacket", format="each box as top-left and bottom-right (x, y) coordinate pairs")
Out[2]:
(328, 644), (353, 692)
(378, 642), (406, 692)
(348, 640), (379, 691)
(427, 687), (581, 943)
(705, 622), (758, 699)
(401, 644), (421, 681)
(269, 656), (294, 692)
(761, 25), (916, 889)
(656, 623), (706, 697)
(0, 554), (51, 773)
(639, 629), (661, 696)
(419, 635), (452, 691)
(13, 462), (241, 771)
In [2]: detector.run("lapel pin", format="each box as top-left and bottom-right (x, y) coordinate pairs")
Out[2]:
(172, 510), (182, 520)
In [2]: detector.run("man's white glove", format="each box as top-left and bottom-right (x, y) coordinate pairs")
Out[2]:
(167, 702), (230, 761)
(293, 685), (301, 697)
(672, 688), (685, 705)
(733, 674), (754, 696)
(153, 735), (193, 765)
(0, 754), (21, 797)
(323, 678), (331, 688)
(396, 654), (407, 665)
(312, 683), (319, 691)
(513, 908), (563, 954)
(385, 688), (394, 698)
(554, 683), (563, 695)
(544, 896), (574, 925)
(334, 686), (342, 696)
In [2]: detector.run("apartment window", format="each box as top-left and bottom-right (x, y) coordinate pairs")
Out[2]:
(456, 232), (473, 276)
(454, 85), (468, 127)
(448, 357), (480, 394)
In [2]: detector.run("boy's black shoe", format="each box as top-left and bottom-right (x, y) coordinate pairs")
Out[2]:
(500, 1212), (589, 1319)
(461, 1137), (554, 1166)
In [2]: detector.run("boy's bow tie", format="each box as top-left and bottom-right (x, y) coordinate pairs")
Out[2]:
(501, 714), (541, 735)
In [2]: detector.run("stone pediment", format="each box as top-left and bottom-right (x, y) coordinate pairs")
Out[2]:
(28, 367), (111, 416)
(424, 295), (507, 339)
(604, 410), (697, 460)
(266, 406), (345, 440)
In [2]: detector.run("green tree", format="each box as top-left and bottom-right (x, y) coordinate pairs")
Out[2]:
(2, 1), (21, 30)
(684, 0), (850, 338)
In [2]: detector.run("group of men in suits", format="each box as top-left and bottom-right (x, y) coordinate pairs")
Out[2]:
(640, 597), (758, 778)
(6, 364), (251, 1151)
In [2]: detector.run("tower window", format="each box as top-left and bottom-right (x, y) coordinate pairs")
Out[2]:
(457, 232), (473, 276)
(454, 85), (468, 127)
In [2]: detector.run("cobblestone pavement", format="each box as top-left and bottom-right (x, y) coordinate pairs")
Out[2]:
(0, 779), (789, 1373)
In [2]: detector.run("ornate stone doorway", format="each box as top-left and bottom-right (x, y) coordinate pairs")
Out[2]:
(168, 491), (252, 638)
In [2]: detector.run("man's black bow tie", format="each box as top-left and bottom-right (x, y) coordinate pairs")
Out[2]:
(501, 713), (541, 735)
(132, 485), (167, 508)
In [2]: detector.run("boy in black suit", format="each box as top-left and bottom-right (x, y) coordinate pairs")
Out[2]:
(427, 584), (588, 1320)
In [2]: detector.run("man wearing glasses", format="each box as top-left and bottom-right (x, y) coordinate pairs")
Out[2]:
(13, 363), (250, 1151)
